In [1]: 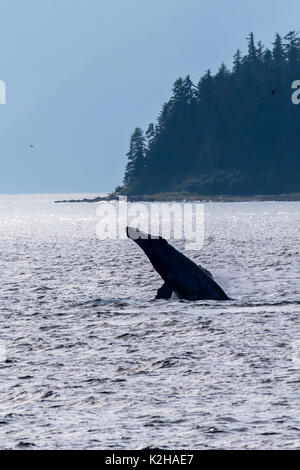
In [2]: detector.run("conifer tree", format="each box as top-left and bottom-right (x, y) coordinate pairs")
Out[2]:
(233, 49), (242, 72)
(272, 33), (285, 64)
(247, 32), (257, 62)
(284, 30), (299, 67)
(123, 128), (146, 190)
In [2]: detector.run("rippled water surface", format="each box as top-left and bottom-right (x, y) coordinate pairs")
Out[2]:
(0, 194), (299, 449)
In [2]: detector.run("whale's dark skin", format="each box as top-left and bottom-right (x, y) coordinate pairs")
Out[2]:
(126, 227), (229, 301)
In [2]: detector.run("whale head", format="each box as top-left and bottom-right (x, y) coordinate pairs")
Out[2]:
(126, 226), (163, 241)
(126, 226), (168, 254)
(126, 226), (170, 279)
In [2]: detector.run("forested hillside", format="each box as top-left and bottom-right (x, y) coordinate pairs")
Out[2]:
(118, 32), (300, 196)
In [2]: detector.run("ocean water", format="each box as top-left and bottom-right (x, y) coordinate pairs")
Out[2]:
(0, 194), (299, 449)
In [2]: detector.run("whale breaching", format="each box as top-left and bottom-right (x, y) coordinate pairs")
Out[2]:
(126, 227), (229, 301)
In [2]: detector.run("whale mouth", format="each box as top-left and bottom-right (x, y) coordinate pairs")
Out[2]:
(126, 226), (162, 241)
(126, 226), (142, 240)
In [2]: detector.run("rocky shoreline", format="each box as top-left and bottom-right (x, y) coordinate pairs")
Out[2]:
(54, 192), (300, 203)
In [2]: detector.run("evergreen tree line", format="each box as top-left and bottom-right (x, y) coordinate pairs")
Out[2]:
(119, 31), (300, 196)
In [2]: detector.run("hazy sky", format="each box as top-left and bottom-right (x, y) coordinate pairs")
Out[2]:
(0, 0), (299, 194)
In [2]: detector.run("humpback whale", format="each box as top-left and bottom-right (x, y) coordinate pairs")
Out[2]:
(126, 227), (229, 301)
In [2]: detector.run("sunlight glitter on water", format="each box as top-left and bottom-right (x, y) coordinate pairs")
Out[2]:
(0, 194), (299, 449)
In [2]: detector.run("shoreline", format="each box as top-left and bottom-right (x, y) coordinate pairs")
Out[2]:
(54, 192), (300, 203)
